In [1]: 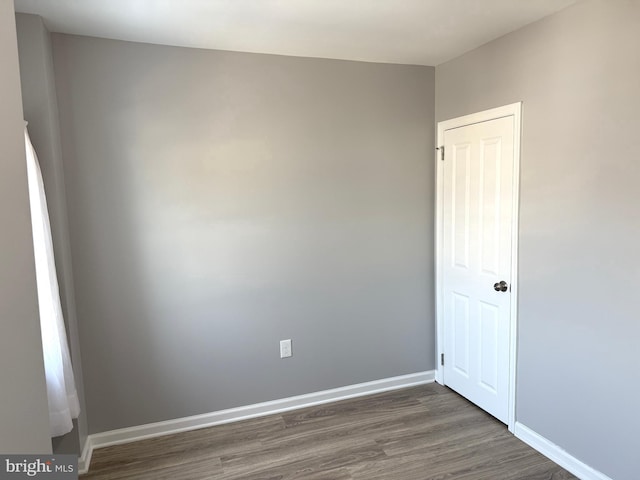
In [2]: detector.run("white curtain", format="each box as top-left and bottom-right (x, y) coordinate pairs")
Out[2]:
(24, 124), (80, 437)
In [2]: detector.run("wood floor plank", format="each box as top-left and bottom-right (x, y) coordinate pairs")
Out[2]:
(221, 443), (385, 480)
(81, 384), (577, 479)
(88, 415), (284, 472)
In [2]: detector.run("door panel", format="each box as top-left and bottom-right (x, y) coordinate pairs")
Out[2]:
(452, 292), (470, 377)
(442, 116), (514, 423)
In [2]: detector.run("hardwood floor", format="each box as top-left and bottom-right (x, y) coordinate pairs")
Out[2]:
(81, 384), (576, 479)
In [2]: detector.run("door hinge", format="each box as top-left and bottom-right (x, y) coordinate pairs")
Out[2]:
(440, 353), (445, 366)
(436, 146), (445, 161)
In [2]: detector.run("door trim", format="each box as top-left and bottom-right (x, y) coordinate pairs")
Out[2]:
(435, 102), (522, 432)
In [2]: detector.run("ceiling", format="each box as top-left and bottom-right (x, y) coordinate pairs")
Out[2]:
(14, 0), (579, 66)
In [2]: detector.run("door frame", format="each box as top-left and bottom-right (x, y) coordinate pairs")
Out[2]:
(434, 102), (522, 433)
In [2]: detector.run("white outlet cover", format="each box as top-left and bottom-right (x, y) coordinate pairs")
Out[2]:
(280, 339), (292, 358)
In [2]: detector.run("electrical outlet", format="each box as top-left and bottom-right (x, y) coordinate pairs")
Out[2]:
(280, 339), (292, 358)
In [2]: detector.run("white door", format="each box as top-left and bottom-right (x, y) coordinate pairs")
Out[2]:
(437, 106), (519, 425)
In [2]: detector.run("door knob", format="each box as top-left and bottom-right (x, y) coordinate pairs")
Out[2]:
(493, 280), (509, 292)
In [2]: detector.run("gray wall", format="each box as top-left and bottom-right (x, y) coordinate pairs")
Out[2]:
(0, 0), (51, 454)
(436, 1), (639, 479)
(15, 13), (88, 455)
(52, 35), (435, 434)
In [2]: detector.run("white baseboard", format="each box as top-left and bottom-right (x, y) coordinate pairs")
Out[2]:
(514, 422), (612, 480)
(78, 435), (93, 474)
(78, 370), (434, 474)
